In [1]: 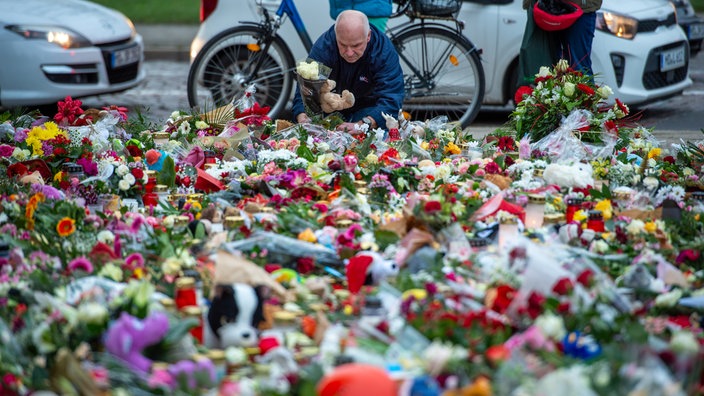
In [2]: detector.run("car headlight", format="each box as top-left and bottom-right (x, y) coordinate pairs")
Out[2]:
(6, 25), (91, 49)
(595, 11), (638, 40)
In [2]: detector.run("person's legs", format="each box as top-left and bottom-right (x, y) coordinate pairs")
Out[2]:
(558, 12), (597, 75)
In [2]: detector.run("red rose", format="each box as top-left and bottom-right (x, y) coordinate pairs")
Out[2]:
(423, 200), (443, 214)
(126, 145), (143, 158)
(131, 168), (144, 180)
(576, 269), (594, 287)
(552, 277), (574, 295)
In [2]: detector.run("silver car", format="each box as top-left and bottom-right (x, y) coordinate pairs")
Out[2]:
(0, 0), (146, 108)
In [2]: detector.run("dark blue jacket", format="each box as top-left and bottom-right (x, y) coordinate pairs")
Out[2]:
(291, 24), (404, 127)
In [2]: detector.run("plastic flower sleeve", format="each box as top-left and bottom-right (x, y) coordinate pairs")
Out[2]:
(296, 59), (332, 115)
(532, 109), (617, 162)
(224, 230), (343, 267)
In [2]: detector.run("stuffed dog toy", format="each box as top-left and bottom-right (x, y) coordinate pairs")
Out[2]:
(204, 283), (269, 349)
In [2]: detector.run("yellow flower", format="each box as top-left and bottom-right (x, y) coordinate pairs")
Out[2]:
(343, 304), (354, 316)
(444, 142), (461, 155)
(573, 209), (588, 222)
(54, 171), (64, 182)
(420, 141), (430, 150)
(594, 199), (613, 220)
(297, 228), (317, 243)
(644, 221), (657, 233)
(647, 148), (662, 159)
(553, 196), (563, 206)
(25, 122), (65, 156)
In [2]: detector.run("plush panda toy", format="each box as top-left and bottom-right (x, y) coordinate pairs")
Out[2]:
(204, 283), (269, 349)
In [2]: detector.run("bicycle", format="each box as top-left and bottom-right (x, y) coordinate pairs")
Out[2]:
(187, 0), (485, 128)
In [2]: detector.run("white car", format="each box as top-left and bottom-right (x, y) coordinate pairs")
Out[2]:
(0, 0), (146, 108)
(190, 0), (692, 110)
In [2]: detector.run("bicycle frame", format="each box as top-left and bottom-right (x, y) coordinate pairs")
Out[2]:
(253, 0), (313, 53)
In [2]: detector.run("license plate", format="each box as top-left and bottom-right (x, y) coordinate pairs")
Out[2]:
(111, 45), (140, 68)
(660, 46), (685, 72)
(689, 23), (704, 40)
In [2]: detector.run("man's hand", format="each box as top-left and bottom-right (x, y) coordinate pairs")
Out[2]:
(296, 113), (312, 124)
(336, 122), (365, 135)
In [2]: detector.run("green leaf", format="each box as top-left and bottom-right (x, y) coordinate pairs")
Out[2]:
(374, 230), (400, 250)
(296, 143), (316, 163)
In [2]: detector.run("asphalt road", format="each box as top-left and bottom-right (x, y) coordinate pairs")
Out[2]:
(81, 53), (704, 145)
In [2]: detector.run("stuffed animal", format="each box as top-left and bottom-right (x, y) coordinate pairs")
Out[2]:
(542, 162), (594, 189)
(320, 79), (355, 114)
(346, 251), (399, 294)
(104, 311), (170, 373)
(204, 283), (269, 349)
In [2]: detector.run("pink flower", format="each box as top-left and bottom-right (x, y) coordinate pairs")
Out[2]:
(0, 145), (13, 157)
(124, 252), (145, 270)
(343, 155), (358, 172)
(68, 256), (94, 274)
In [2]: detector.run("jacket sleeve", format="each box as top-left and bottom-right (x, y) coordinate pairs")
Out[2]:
(359, 36), (405, 128)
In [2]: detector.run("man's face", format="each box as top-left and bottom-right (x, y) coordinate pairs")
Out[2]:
(336, 26), (370, 63)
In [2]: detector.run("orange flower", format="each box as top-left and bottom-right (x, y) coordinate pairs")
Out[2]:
(56, 217), (76, 237)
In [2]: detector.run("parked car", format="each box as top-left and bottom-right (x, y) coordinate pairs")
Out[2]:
(191, 0), (692, 110)
(670, 0), (704, 55)
(0, 0), (146, 109)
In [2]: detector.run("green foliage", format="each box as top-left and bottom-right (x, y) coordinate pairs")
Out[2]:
(88, 0), (199, 24)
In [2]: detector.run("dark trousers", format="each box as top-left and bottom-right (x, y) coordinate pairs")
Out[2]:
(556, 12), (597, 76)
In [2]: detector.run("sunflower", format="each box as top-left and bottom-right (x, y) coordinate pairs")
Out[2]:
(56, 217), (76, 237)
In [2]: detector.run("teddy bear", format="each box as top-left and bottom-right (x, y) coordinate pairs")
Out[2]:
(320, 79), (355, 114)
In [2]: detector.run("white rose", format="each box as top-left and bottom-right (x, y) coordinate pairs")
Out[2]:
(538, 66), (551, 78)
(123, 173), (136, 185)
(195, 120), (209, 130)
(116, 164), (130, 176)
(590, 239), (610, 254)
(297, 60), (320, 80)
(77, 302), (109, 325)
(535, 312), (566, 341)
(96, 230), (115, 244)
(118, 179), (131, 191)
(670, 331), (699, 354)
(563, 82), (575, 97)
(596, 85), (613, 99)
(655, 288), (682, 307)
(162, 215), (175, 229)
(170, 111), (181, 120)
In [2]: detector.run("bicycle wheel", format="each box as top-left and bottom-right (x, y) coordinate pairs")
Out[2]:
(187, 26), (295, 119)
(393, 26), (485, 128)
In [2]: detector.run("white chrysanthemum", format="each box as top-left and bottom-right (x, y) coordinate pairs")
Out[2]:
(625, 219), (645, 235)
(178, 121), (191, 135)
(643, 176), (659, 191)
(118, 179), (131, 191)
(96, 230), (115, 244)
(116, 164), (129, 176)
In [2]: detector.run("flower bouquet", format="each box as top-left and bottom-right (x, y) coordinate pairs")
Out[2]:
(512, 59), (631, 145)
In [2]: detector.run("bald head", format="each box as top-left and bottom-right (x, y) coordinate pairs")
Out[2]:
(334, 10), (371, 63)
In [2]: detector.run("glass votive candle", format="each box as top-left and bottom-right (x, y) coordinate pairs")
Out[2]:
(525, 194), (546, 229)
(498, 216), (519, 250)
